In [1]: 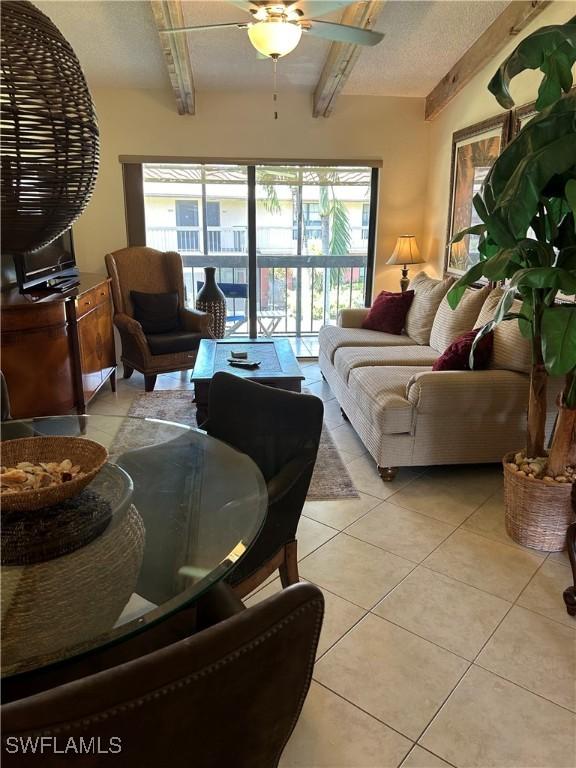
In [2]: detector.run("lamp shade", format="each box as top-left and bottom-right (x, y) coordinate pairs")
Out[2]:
(248, 19), (302, 58)
(387, 236), (423, 266)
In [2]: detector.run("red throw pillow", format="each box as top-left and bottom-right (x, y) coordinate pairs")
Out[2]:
(432, 329), (494, 371)
(361, 290), (414, 335)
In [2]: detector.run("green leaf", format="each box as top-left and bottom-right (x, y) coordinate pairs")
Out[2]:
(450, 224), (486, 245)
(481, 93), (576, 237)
(541, 305), (576, 375)
(446, 261), (486, 309)
(330, 197), (351, 256)
(488, 18), (576, 109)
(566, 179), (576, 219)
(557, 246), (576, 270)
(519, 295), (534, 339)
(511, 266), (576, 294)
(536, 48), (575, 110)
(492, 288), (517, 326)
(482, 247), (522, 280)
(495, 132), (576, 241)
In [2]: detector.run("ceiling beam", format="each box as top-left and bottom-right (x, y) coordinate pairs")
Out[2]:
(313, 1), (385, 118)
(425, 0), (551, 122)
(150, 0), (195, 115)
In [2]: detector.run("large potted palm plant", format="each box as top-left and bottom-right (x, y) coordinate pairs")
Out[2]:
(448, 15), (576, 551)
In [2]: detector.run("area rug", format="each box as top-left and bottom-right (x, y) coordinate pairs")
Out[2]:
(112, 390), (358, 500)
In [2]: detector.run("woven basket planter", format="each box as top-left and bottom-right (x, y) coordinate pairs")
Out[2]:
(503, 452), (574, 552)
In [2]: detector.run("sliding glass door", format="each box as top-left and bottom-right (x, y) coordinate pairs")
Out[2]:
(141, 161), (377, 338)
(144, 163), (250, 336)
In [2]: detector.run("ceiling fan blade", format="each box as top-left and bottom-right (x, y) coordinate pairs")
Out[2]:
(159, 21), (250, 34)
(227, 0), (265, 12)
(290, 1), (352, 19)
(303, 19), (383, 46)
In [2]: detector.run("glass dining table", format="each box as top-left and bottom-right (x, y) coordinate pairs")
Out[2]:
(0, 415), (267, 681)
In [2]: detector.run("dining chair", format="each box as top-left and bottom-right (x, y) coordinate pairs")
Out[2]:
(105, 247), (214, 391)
(2, 582), (324, 768)
(203, 372), (324, 598)
(1, 371), (11, 420)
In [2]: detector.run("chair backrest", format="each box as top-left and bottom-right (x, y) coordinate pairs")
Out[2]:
(1, 371), (11, 421)
(197, 281), (247, 300)
(2, 583), (324, 768)
(105, 247), (186, 319)
(206, 372), (324, 484)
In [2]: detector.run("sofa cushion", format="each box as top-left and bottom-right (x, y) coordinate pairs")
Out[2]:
(335, 345), (439, 382)
(362, 290), (414, 334)
(405, 272), (454, 345)
(318, 325), (417, 364)
(348, 366), (429, 434)
(430, 286), (491, 353)
(474, 287), (532, 374)
(432, 329), (493, 371)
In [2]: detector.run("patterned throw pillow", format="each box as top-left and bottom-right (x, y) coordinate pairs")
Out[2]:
(475, 287), (532, 374)
(432, 329), (494, 371)
(404, 272), (455, 345)
(430, 286), (491, 353)
(362, 290), (415, 334)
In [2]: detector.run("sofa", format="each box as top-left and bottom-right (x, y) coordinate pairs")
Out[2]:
(319, 273), (559, 480)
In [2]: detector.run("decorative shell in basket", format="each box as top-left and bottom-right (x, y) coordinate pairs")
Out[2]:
(0, 437), (108, 512)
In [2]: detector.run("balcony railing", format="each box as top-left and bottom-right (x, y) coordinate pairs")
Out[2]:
(146, 224), (368, 255)
(145, 225), (368, 337)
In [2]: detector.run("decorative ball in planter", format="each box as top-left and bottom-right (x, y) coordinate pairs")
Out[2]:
(196, 267), (227, 339)
(1, 1), (100, 254)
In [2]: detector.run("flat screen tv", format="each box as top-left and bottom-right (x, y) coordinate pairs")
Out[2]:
(15, 229), (79, 292)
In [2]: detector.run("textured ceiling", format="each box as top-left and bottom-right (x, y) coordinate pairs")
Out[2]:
(34, 0), (510, 96)
(34, 0), (170, 89)
(344, 0), (509, 96)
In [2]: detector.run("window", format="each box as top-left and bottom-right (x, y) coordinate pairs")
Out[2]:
(206, 201), (221, 227)
(361, 203), (369, 240)
(206, 201), (222, 252)
(175, 200), (199, 252)
(138, 161), (378, 337)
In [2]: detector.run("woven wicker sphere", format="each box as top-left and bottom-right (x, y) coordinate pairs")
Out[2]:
(1, 1), (99, 254)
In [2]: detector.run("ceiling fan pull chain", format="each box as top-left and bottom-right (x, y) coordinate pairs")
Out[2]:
(273, 55), (278, 120)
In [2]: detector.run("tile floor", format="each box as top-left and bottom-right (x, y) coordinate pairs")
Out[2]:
(90, 358), (576, 768)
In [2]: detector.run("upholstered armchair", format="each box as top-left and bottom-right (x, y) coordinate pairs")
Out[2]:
(105, 247), (213, 391)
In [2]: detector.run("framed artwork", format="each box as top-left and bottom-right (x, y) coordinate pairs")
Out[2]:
(445, 113), (512, 277)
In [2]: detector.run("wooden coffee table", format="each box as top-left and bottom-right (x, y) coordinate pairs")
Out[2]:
(191, 338), (305, 425)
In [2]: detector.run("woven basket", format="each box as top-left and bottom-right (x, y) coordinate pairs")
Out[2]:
(1, 504), (145, 676)
(1, 437), (108, 512)
(503, 451), (574, 551)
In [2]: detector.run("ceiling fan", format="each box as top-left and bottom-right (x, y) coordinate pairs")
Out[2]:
(160, 1), (384, 59)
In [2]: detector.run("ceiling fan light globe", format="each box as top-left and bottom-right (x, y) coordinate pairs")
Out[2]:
(247, 19), (302, 58)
